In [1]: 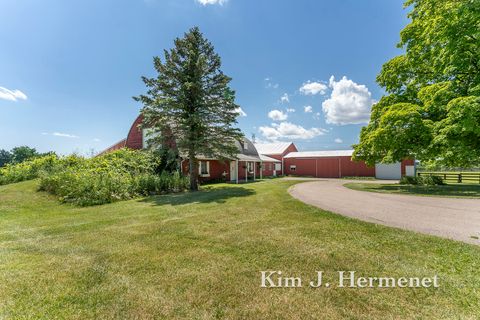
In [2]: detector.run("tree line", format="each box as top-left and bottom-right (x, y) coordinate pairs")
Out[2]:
(0, 146), (55, 167)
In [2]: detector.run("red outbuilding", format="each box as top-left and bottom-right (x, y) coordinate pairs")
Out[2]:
(284, 150), (374, 178)
(100, 115), (415, 181)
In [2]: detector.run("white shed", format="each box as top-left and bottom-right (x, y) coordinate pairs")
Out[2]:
(375, 162), (402, 180)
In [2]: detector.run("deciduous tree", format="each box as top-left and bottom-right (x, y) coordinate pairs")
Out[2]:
(354, 0), (480, 167)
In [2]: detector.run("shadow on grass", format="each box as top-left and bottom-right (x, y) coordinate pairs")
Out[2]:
(364, 184), (480, 198)
(140, 186), (256, 206)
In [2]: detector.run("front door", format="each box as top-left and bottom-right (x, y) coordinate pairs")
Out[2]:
(230, 161), (236, 181)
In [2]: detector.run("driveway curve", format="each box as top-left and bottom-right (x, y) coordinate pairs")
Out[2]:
(288, 179), (480, 245)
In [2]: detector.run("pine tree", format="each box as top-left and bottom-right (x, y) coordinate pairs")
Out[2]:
(135, 27), (243, 191)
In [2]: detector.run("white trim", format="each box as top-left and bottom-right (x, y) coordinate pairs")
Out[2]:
(199, 160), (210, 177)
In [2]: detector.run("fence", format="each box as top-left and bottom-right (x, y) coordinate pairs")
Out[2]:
(417, 171), (480, 184)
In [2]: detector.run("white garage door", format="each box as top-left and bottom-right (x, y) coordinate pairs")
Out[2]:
(375, 162), (401, 180)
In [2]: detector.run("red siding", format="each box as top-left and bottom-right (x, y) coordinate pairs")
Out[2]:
(285, 156), (375, 178)
(401, 158), (415, 176)
(97, 139), (126, 156)
(264, 143), (299, 161)
(125, 115), (144, 150)
(260, 143), (298, 174)
(181, 160), (230, 182)
(260, 162), (278, 177)
(340, 157), (375, 177)
(237, 161), (252, 180)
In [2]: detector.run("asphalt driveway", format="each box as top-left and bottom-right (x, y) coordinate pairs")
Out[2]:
(288, 179), (480, 245)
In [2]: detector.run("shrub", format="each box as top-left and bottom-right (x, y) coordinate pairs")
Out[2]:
(38, 149), (187, 206)
(400, 176), (419, 185)
(420, 175), (445, 186)
(400, 175), (445, 186)
(1, 148), (189, 206)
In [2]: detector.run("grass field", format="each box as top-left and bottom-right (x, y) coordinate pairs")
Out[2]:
(1, 180), (480, 319)
(345, 182), (480, 198)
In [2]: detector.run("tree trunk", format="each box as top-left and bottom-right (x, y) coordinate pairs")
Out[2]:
(189, 156), (199, 191)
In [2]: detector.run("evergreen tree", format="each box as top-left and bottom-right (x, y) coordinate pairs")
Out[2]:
(135, 27), (243, 190)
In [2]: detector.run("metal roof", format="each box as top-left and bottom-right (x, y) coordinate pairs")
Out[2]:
(236, 154), (262, 161)
(254, 142), (293, 155)
(259, 154), (281, 162)
(284, 150), (354, 158)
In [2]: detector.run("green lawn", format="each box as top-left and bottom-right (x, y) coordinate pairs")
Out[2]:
(345, 182), (480, 198)
(1, 180), (479, 319)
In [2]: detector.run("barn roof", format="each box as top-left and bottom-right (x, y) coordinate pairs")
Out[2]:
(254, 142), (293, 155)
(284, 150), (354, 158)
(259, 154), (281, 162)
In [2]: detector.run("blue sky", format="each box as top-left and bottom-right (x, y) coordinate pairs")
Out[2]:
(0, 0), (408, 155)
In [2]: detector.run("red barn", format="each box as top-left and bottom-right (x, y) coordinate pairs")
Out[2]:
(100, 115), (281, 183)
(284, 150), (414, 179)
(100, 115), (415, 181)
(284, 150), (374, 178)
(254, 142), (298, 175)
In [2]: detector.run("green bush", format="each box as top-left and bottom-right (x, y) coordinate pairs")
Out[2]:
(38, 149), (188, 206)
(400, 175), (445, 186)
(400, 176), (419, 185)
(420, 175), (445, 186)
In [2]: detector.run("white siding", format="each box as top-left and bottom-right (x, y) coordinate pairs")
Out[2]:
(375, 162), (401, 180)
(405, 165), (415, 177)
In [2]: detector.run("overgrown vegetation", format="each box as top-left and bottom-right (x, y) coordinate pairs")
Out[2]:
(0, 149), (188, 206)
(0, 154), (60, 185)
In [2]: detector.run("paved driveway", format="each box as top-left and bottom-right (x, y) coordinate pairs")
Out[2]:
(288, 179), (480, 245)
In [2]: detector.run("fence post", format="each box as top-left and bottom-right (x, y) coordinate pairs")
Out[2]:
(458, 174), (462, 183)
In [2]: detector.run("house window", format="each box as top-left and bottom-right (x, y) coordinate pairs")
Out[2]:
(290, 165), (296, 172)
(199, 161), (210, 177)
(247, 162), (254, 173)
(275, 163), (281, 171)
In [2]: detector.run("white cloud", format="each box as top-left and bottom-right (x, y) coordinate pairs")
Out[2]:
(42, 132), (79, 138)
(0, 86), (27, 102)
(195, 0), (227, 5)
(280, 93), (289, 103)
(313, 112), (321, 120)
(235, 107), (247, 117)
(259, 122), (326, 141)
(299, 81), (327, 95)
(265, 80), (279, 89)
(286, 108), (295, 113)
(268, 109), (288, 121)
(93, 138), (101, 142)
(304, 105), (313, 113)
(334, 138), (343, 144)
(321, 76), (374, 125)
